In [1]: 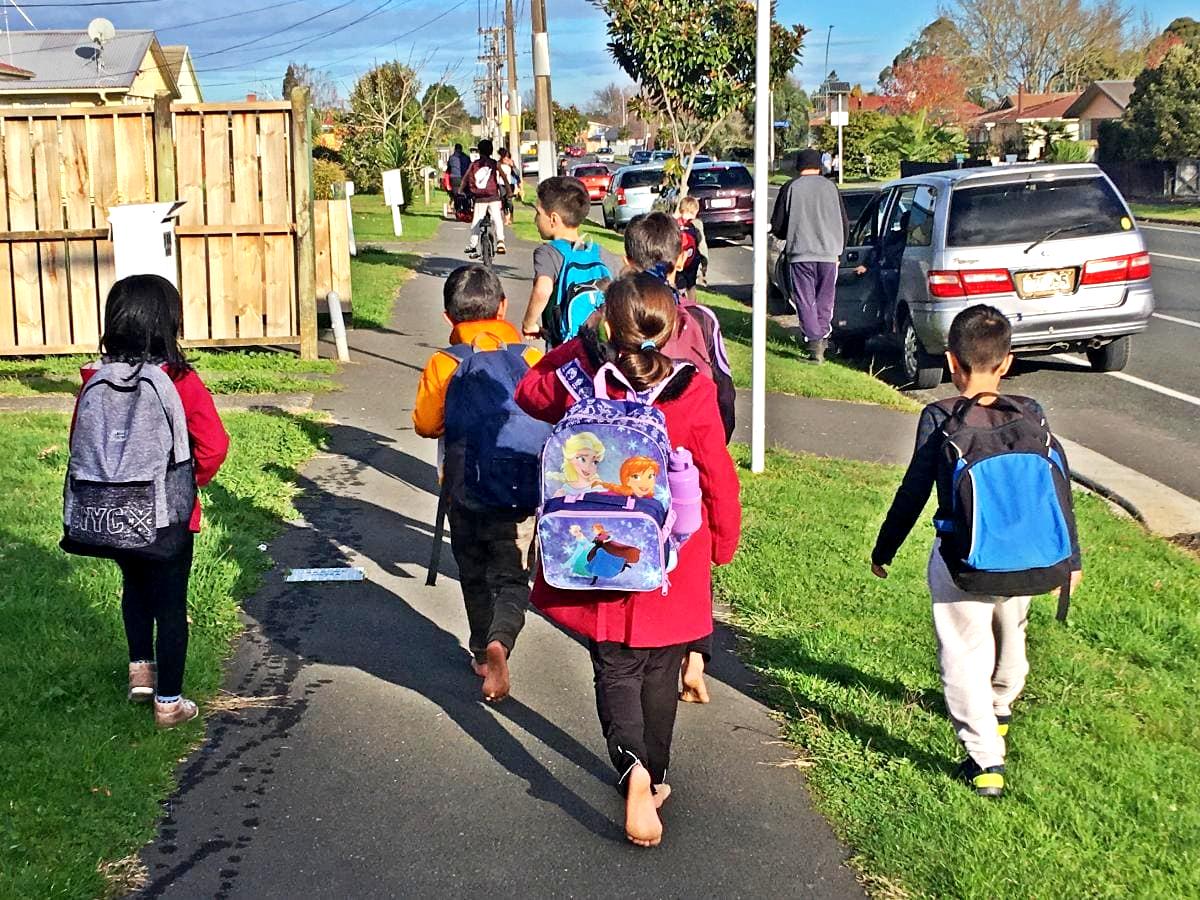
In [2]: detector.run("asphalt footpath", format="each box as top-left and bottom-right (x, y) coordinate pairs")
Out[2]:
(132, 223), (865, 898)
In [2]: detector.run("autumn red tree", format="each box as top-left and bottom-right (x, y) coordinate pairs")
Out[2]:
(881, 55), (971, 124)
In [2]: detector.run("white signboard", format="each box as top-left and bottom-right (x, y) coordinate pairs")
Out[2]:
(382, 169), (405, 207)
(107, 201), (186, 288)
(830, 110), (849, 127)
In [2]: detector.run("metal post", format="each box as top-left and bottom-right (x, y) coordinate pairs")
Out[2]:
(505, 0), (522, 174)
(751, 0), (770, 474)
(531, 0), (555, 182)
(837, 94), (845, 186)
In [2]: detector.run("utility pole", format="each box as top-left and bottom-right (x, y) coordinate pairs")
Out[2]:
(478, 27), (503, 144)
(531, 0), (554, 182)
(505, 0), (521, 166)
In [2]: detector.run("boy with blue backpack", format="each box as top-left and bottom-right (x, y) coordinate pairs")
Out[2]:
(871, 305), (1082, 798)
(519, 176), (619, 347)
(413, 265), (549, 702)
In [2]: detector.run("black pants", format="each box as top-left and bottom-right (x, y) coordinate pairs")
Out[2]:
(449, 507), (534, 663)
(117, 535), (194, 697)
(589, 641), (688, 789)
(686, 634), (712, 663)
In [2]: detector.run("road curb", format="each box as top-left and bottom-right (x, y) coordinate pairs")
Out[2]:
(1137, 216), (1200, 229)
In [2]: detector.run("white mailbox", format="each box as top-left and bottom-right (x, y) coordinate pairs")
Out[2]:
(381, 169), (405, 236)
(107, 201), (186, 287)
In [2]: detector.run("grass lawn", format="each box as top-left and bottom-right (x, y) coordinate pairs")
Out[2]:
(719, 447), (1200, 898)
(0, 351), (339, 397)
(0, 409), (325, 898)
(1130, 201), (1200, 225)
(350, 247), (421, 329)
(351, 192), (444, 245)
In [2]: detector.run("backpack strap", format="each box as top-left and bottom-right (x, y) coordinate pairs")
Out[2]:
(591, 360), (694, 404)
(556, 358), (595, 402)
(949, 392), (1029, 421)
(440, 343), (474, 365)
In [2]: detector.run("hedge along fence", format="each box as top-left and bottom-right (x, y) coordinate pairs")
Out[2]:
(0, 88), (339, 359)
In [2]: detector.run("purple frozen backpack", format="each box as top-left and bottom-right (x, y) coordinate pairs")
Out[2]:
(538, 360), (689, 593)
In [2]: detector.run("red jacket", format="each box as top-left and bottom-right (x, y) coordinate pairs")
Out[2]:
(74, 364), (230, 532)
(515, 339), (741, 648)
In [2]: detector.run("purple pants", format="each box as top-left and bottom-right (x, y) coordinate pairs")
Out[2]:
(788, 261), (838, 341)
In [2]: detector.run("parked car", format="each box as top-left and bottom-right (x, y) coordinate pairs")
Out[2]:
(655, 162), (755, 241)
(571, 163), (613, 202)
(596, 147), (615, 163)
(601, 164), (666, 231)
(565, 145), (586, 158)
(650, 149), (675, 162)
(768, 164), (1155, 388)
(521, 156), (540, 177)
(630, 149), (653, 165)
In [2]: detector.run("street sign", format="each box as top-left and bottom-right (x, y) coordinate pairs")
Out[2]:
(773, 120), (790, 128)
(830, 110), (849, 127)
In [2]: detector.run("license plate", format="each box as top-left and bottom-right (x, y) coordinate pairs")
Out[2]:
(1017, 268), (1076, 299)
(708, 198), (735, 209)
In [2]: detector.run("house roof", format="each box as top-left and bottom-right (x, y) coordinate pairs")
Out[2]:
(160, 45), (189, 83)
(0, 60), (35, 79)
(0, 29), (162, 93)
(1063, 80), (1135, 119)
(973, 92), (1081, 126)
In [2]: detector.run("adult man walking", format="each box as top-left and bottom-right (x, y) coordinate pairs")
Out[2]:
(770, 148), (849, 364)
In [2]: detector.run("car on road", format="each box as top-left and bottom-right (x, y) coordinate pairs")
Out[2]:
(650, 149), (675, 162)
(601, 164), (665, 231)
(630, 149), (652, 165)
(596, 147), (615, 163)
(521, 157), (541, 178)
(655, 162), (755, 242)
(571, 163), (613, 202)
(565, 145), (586, 158)
(768, 164), (1155, 388)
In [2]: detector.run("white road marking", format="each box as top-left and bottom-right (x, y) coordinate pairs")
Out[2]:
(1051, 353), (1200, 408)
(1140, 222), (1200, 235)
(1150, 251), (1200, 264)
(1153, 312), (1200, 329)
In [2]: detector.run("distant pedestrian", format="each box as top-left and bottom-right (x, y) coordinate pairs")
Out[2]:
(820, 149), (832, 175)
(498, 147), (520, 224)
(674, 195), (709, 301)
(458, 139), (507, 257)
(769, 147), (849, 364)
(871, 305), (1083, 799)
(413, 265), (546, 701)
(515, 274), (741, 846)
(61, 275), (229, 729)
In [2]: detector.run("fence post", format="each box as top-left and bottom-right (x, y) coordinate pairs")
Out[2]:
(292, 86), (318, 360)
(153, 92), (176, 202)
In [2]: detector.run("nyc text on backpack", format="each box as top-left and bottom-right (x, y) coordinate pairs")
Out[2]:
(541, 239), (611, 346)
(442, 340), (552, 511)
(935, 394), (1075, 613)
(538, 360), (691, 593)
(62, 362), (195, 560)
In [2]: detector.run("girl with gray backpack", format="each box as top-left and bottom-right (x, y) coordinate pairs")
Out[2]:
(62, 275), (229, 729)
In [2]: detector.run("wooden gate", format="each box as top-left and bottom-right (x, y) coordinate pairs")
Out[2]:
(0, 90), (320, 358)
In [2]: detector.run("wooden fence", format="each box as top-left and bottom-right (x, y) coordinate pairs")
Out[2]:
(0, 90), (328, 358)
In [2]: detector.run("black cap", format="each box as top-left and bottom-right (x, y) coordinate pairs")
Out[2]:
(798, 148), (824, 171)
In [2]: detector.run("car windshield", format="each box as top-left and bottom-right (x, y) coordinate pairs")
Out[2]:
(947, 176), (1129, 247)
(688, 166), (752, 189)
(574, 166), (609, 177)
(620, 169), (664, 189)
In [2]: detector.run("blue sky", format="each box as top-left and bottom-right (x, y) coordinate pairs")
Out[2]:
(14, 0), (1196, 110)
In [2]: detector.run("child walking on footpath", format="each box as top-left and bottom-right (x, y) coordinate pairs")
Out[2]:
(413, 265), (546, 701)
(674, 196), (708, 300)
(515, 273), (741, 846)
(62, 275), (229, 729)
(871, 305), (1082, 797)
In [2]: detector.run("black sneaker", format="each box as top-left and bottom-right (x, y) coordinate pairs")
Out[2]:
(954, 757), (1005, 798)
(465, 246), (479, 259)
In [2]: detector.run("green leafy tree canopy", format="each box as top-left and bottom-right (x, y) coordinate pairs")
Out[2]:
(1123, 42), (1200, 159)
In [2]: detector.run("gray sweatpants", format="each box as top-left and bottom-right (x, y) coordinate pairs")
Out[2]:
(928, 542), (1032, 770)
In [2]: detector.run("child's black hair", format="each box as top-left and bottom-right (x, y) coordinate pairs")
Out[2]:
(623, 212), (681, 271)
(536, 176), (590, 227)
(444, 264), (504, 322)
(478, 138), (494, 157)
(100, 274), (191, 373)
(947, 304), (1012, 374)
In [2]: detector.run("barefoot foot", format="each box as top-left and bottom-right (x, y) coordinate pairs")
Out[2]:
(679, 651), (710, 704)
(482, 641), (510, 701)
(471, 659), (488, 678)
(653, 783), (672, 809)
(624, 765), (663, 847)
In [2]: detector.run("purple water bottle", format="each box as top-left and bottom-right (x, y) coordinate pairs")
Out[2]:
(668, 447), (703, 538)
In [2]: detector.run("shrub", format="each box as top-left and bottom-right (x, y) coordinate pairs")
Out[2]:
(1047, 140), (1093, 163)
(312, 158), (347, 201)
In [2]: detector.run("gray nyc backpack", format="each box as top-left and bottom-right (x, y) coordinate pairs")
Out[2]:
(61, 361), (195, 560)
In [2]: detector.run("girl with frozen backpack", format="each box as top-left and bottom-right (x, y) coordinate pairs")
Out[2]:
(62, 275), (229, 729)
(515, 272), (741, 847)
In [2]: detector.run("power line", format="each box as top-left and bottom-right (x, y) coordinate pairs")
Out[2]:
(15, 0), (167, 6)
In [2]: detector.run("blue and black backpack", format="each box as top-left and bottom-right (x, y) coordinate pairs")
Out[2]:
(936, 394), (1076, 617)
(442, 340), (551, 512)
(542, 239), (611, 347)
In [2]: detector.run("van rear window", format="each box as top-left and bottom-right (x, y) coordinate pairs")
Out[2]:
(947, 177), (1129, 247)
(689, 166), (753, 189)
(620, 169), (664, 189)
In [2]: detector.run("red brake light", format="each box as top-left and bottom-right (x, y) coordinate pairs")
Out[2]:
(928, 269), (1014, 298)
(1080, 252), (1152, 285)
(1128, 252), (1152, 280)
(616, 187), (626, 206)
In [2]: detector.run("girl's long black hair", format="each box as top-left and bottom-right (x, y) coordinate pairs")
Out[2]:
(99, 274), (191, 376)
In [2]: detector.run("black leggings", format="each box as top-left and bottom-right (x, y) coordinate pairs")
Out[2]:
(117, 535), (194, 697)
(686, 634), (712, 663)
(590, 641), (688, 789)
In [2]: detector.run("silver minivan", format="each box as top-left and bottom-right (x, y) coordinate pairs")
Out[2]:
(601, 164), (665, 231)
(769, 164), (1155, 388)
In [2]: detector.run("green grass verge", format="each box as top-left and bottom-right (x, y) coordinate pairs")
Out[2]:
(1130, 201), (1200, 224)
(350, 247), (420, 329)
(351, 192), (444, 245)
(0, 409), (325, 898)
(0, 351), (339, 397)
(718, 446), (1200, 898)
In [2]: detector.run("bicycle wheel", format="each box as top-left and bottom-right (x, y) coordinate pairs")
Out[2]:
(480, 214), (496, 269)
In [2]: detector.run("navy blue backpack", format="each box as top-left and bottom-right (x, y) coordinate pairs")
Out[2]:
(442, 341), (551, 511)
(936, 394), (1075, 615)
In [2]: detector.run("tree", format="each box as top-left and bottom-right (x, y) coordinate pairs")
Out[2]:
(1122, 42), (1200, 159)
(772, 76), (811, 149)
(592, 0), (806, 197)
(881, 55), (971, 123)
(553, 103), (587, 144)
(588, 83), (628, 123)
(422, 84), (470, 133)
(880, 17), (984, 101)
(282, 62), (339, 110)
(874, 109), (968, 162)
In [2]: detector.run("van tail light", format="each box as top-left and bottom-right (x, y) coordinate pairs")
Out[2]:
(1080, 252), (1152, 285)
(616, 187), (627, 206)
(928, 269), (1015, 299)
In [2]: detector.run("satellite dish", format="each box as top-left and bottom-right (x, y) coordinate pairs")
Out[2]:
(87, 17), (115, 47)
